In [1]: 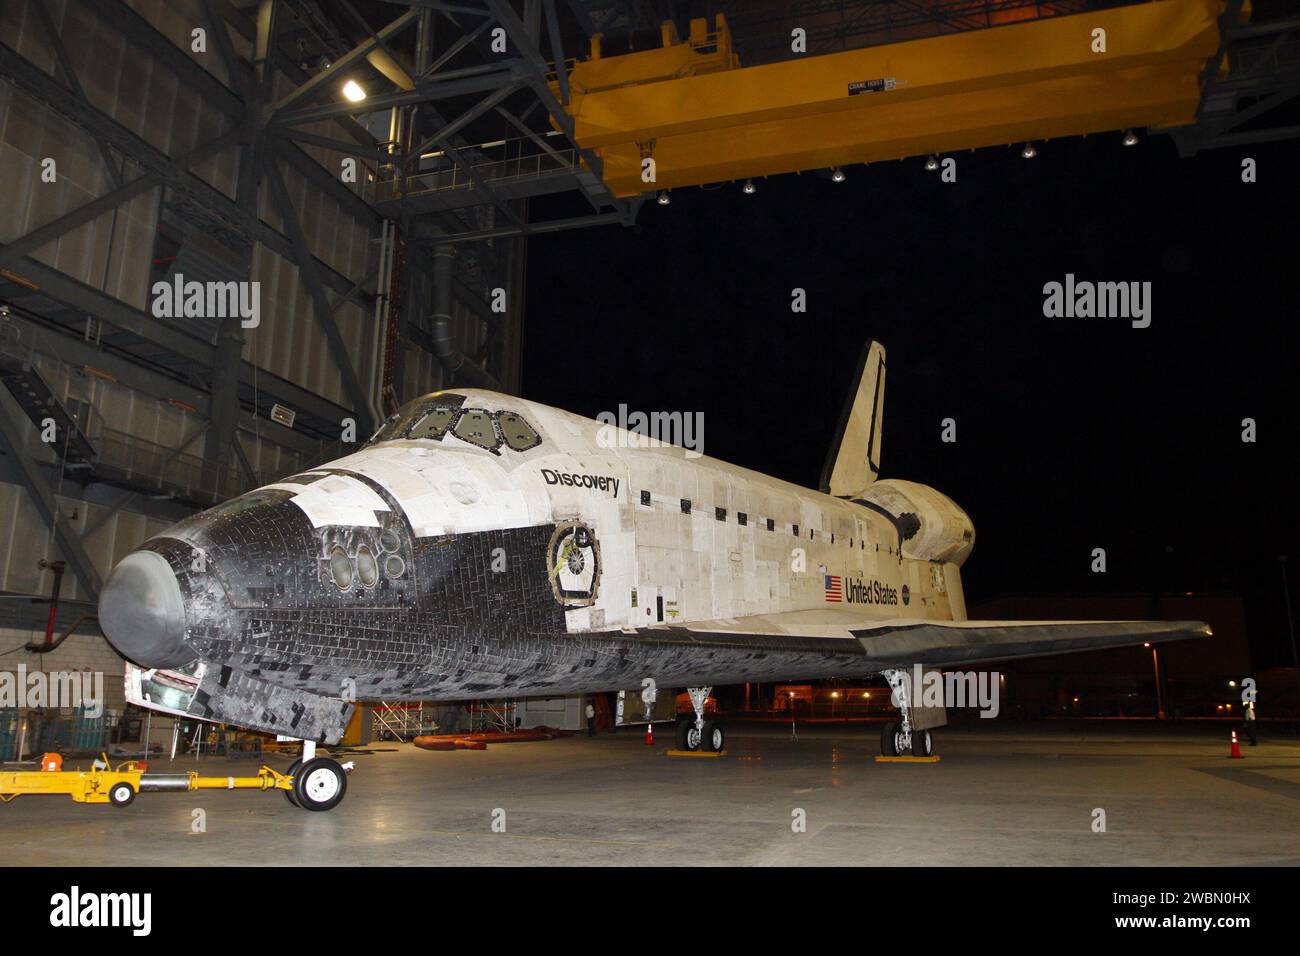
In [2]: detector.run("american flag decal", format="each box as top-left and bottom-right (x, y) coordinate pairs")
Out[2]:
(824, 574), (842, 602)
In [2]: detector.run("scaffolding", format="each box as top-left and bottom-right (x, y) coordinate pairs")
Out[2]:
(371, 702), (444, 741)
(468, 699), (517, 734)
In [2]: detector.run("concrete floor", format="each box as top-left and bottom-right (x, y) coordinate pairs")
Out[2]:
(3, 722), (1299, 866)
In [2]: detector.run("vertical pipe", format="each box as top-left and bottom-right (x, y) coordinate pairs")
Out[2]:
(429, 242), (460, 384)
(419, 234), (498, 390)
(370, 220), (391, 429)
(377, 229), (396, 413)
(42, 560), (65, 648)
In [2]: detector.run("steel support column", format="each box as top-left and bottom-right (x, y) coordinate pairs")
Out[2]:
(267, 9), (419, 118)
(262, 150), (375, 436)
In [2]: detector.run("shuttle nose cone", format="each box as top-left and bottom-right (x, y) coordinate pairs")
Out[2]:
(98, 551), (193, 669)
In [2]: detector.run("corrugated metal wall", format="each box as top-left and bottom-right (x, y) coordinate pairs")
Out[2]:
(0, 0), (521, 611)
(0, 0), (494, 415)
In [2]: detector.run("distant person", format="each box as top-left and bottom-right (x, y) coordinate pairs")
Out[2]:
(585, 700), (596, 737)
(1243, 698), (1258, 746)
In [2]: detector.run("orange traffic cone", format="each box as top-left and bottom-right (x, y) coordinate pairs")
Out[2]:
(645, 723), (654, 745)
(1229, 730), (1242, 759)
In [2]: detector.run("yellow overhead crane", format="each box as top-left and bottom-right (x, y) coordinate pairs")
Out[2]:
(550, 0), (1245, 197)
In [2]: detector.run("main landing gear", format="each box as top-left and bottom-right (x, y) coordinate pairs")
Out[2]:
(675, 686), (725, 753)
(284, 739), (354, 811)
(880, 668), (936, 758)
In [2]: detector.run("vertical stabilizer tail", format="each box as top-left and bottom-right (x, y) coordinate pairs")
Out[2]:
(820, 340), (885, 497)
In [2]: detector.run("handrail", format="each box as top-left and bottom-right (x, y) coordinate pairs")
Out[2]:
(373, 148), (580, 202)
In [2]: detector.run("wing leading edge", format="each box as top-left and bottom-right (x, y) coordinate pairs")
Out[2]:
(639, 610), (1210, 670)
(853, 619), (1211, 668)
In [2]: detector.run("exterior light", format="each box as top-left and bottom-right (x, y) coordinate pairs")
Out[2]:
(831, 167), (846, 182)
(657, 190), (670, 206)
(1228, 680), (1237, 688)
(924, 155), (939, 171)
(1123, 130), (1139, 147)
(1143, 642), (1152, 648)
(742, 178), (756, 194)
(1021, 142), (1037, 159)
(342, 80), (366, 102)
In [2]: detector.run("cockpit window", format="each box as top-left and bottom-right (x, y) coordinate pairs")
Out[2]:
(497, 411), (542, 451)
(409, 406), (458, 440)
(368, 410), (420, 444)
(365, 394), (544, 455)
(367, 393), (467, 444)
(452, 409), (500, 451)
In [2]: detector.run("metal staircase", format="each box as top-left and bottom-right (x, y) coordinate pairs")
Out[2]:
(0, 321), (99, 472)
(0, 318), (262, 508)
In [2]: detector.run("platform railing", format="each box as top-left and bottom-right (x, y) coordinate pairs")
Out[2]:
(0, 316), (56, 373)
(370, 141), (579, 203)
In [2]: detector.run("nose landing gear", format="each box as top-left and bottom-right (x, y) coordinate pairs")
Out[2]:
(285, 739), (354, 811)
(294, 757), (347, 811)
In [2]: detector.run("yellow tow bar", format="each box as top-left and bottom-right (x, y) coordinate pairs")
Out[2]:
(0, 752), (294, 806)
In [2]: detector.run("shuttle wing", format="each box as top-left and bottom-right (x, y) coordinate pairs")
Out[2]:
(641, 612), (1209, 669)
(850, 618), (1210, 667)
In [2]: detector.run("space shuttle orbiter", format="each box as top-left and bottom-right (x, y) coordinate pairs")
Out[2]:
(97, 341), (1207, 809)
